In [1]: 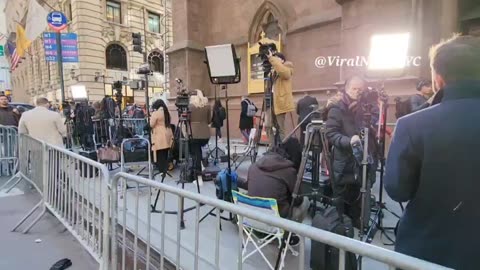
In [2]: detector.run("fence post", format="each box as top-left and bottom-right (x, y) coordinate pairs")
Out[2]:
(42, 142), (48, 200)
(101, 168), (111, 270)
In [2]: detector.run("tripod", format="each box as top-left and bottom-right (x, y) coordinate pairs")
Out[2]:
(199, 84), (234, 226)
(208, 84), (225, 165)
(151, 108), (201, 229)
(364, 90), (401, 245)
(273, 112), (340, 269)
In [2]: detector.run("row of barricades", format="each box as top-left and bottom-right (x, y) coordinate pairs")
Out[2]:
(65, 118), (148, 148)
(0, 126), (452, 270)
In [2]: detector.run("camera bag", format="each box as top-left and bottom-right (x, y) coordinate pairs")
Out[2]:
(310, 206), (357, 270)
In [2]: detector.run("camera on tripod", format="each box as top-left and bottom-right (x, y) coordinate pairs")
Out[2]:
(258, 42), (278, 73)
(113, 81), (123, 107)
(174, 78), (191, 112)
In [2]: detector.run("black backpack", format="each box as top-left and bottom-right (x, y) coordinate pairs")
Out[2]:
(311, 207), (357, 270)
(394, 97), (412, 119)
(218, 107), (226, 121)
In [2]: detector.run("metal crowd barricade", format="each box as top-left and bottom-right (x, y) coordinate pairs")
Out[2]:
(93, 118), (114, 146)
(43, 143), (111, 269)
(120, 118), (148, 137)
(2, 134), (47, 234)
(110, 172), (453, 270)
(119, 138), (153, 194)
(1, 133), (111, 269)
(0, 125), (18, 177)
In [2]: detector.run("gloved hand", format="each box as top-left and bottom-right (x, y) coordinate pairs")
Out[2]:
(350, 135), (361, 144)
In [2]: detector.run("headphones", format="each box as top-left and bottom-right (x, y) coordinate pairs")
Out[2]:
(416, 79), (431, 91)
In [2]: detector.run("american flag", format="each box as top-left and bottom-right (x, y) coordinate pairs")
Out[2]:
(7, 42), (20, 71)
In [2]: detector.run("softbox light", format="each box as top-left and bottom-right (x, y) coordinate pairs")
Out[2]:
(367, 33), (410, 77)
(204, 44), (241, 84)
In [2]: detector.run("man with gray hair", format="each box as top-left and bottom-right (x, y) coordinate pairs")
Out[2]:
(18, 97), (67, 147)
(385, 34), (480, 269)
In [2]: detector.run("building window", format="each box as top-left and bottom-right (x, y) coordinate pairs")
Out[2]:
(148, 51), (164, 73)
(106, 1), (121, 24)
(106, 44), (128, 71)
(148, 12), (161, 33)
(64, 1), (72, 20)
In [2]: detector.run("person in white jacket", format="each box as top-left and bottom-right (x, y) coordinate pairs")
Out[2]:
(18, 97), (67, 147)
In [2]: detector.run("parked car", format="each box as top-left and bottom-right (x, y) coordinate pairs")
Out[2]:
(10, 103), (35, 116)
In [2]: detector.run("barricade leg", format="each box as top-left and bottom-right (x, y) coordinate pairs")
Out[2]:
(11, 200), (43, 232)
(0, 173), (21, 193)
(5, 176), (22, 193)
(22, 203), (47, 234)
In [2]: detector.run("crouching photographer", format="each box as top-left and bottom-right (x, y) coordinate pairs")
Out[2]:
(324, 75), (379, 229)
(247, 137), (310, 244)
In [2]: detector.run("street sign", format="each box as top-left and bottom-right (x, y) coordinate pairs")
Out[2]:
(47, 11), (68, 32)
(0, 45), (3, 56)
(43, 32), (78, 62)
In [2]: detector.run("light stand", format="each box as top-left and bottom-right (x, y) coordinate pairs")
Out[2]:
(199, 44), (241, 225)
(363, 82), (401, 245)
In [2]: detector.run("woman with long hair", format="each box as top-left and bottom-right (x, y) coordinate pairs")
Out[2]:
(189, 90), (211, 184)
(150, 99), (173, 178)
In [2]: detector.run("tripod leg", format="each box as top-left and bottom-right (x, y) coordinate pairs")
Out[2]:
(196, 175), (201, 194)
(151, 189), (161, 212)
(160, 173), (166, 183)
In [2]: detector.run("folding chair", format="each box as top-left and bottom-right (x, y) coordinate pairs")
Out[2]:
(232, 191), (298, 270)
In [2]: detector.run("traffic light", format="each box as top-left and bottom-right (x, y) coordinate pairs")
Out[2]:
(132, 32), (143, 53)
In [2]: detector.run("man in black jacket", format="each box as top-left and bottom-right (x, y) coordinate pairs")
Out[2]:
(385, 34), (480, 270)
(0, 95), (19, 126)
(324, 76), (379, 229)
(296, 92), (318, 145)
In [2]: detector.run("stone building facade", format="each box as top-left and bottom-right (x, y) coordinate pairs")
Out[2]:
(168, 0), (480, 138)
(6, 0), (172, 105)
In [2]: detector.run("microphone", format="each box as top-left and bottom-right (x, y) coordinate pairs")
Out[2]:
(175, 78), (183, 84)
(350, 135), (363, 165)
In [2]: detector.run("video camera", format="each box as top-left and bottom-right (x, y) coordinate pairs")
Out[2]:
(113, 81), (123, 107)
(258, 42), (278, 73)
(174, 78), (190, 112)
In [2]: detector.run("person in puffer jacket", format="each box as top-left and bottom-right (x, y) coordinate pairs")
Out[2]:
(247, 137), (310, 221)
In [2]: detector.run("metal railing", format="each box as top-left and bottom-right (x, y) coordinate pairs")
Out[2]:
(110, 172), (452, 270)
(1, 133), (44, 196)
(67, 118), (148, 148)
(1, 134), (111, 270)
(0, 125), (18, 177)
(43, 143), (111, 269)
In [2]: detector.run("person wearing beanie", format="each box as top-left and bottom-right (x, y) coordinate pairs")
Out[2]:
(410, 79), (433, 112)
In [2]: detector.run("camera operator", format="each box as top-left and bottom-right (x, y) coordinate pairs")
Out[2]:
(188, 90), (211, 184)
(267, 51), (295, 142)
(385, 34), (480, 270)
(324, 75), (379, 228)
(247, 137), (309, 245)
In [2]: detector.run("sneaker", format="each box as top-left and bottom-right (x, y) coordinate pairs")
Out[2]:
(289, 234), (300, 247)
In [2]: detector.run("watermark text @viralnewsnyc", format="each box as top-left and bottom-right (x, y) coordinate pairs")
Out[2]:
(314, 56), (422, 68)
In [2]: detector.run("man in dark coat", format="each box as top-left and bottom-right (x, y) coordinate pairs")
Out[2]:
(325, 76), (379, 229)
(0, 95), (19, 126)
(385, 34), (480, 270)
(296, 92), (318, 145)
